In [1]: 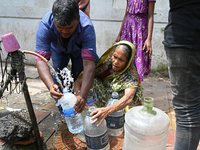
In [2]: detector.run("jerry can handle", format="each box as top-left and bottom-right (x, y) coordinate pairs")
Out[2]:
(87, 92), (97, 104)
(107, 89), (114, 97)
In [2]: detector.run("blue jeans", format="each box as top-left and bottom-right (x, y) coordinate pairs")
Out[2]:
(165, 46), (200, 150)
(175, 125), (200, 150)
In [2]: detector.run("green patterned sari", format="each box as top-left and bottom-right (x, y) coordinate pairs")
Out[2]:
(80, 41), (143, 107)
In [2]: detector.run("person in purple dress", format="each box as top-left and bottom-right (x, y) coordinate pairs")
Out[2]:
(115, 0), (156, 82)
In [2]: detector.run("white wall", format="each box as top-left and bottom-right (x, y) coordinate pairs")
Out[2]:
(0, 0), (55, 64)
(0, 0), (169, 69)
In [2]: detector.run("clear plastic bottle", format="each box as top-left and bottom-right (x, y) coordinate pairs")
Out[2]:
(123, 97), (170, 150)
(84, 106), (110, 150)
(78, 93), (97, 143)
(81, 94), (97, 120)
(105, 91), (125, 136)
(59, 87), (83, 134)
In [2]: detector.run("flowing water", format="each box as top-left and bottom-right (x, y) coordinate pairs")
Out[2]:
(47, 62), (64, 91)
(57, 67), (74, 92)
(47, 62), (74, 92)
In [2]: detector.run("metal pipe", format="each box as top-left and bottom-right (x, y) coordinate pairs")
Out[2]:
(0, 51), (44, 149)
(17, 51), (44, 150)
(23, 50), (64, 91)
(22, 80), (44, 150)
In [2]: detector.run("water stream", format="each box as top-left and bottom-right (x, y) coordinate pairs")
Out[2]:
(46, 62), (74, 92)
(57, 67), (74, 92)
(46, 62), (64, 91)
(22, 51), (73, 92)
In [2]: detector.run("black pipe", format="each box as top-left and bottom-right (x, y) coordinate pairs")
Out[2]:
(22, 78), (44, 150)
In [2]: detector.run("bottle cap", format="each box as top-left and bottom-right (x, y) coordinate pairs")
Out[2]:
(63, 87), (69, 94)
(112, 92), (118, 98)
(88, 106), (96, 112)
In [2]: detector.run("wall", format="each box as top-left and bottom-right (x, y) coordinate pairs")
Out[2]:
(0, 0), (169, 69)
(0, 0), (55, 64)
(91, 0), (170, 69)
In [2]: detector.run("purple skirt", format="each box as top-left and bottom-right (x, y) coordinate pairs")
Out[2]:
(121, 13), (151, 81)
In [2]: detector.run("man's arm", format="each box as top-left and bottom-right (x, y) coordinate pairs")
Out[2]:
(35, 16), (64, 100)
(36, 60), (63, 99)
(74, 59), (95, 113)
(73, 18), (97, 113)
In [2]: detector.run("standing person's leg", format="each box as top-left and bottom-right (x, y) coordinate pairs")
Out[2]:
(175, 125), (200, 150)
(165, 46), (200, 150)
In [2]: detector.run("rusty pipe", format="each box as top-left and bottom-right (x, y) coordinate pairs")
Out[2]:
(23, 50), (48, 63)
(23, 50), (64, 91)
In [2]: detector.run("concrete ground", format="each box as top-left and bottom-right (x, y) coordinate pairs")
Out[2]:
(0, 64), (200, 149)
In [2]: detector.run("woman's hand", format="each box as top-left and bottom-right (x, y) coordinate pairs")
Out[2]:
(49, 84), (63, 100)
(143, 38), (152, 56)
(90, 107), (110, 127)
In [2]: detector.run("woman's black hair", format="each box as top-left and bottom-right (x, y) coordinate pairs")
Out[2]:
(52, 0), (79, 26)
(115, 44), (132, 60)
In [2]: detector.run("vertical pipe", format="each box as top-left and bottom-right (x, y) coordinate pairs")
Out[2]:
(22, 80), (44, 150)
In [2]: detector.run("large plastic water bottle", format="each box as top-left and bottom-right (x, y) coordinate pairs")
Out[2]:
(105, 91), (125, 136)
(81, 92), (98, 120)
(59, 87), (83, 134)
(84, 106), (110, 150)
(123, 97), (170, 150)
(78, 93), (97, 143)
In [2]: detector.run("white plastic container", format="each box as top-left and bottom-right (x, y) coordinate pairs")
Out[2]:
(84, 106), (110, 150)
(81, 92), (98, 120)
(59, 87), (83, 134)
(105, 91), (124, 136)
(78, 93), (97, 143)
(123, 97), (170, 150)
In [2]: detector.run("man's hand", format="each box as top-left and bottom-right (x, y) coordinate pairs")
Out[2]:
(74, 95), (87, 113)
(74, 59), (95, 113)
(36, 60), (64, 99)
(49, 84), (63, 99)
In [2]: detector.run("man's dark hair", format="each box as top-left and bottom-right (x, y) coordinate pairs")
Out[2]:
(52, 0), (79, 26)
